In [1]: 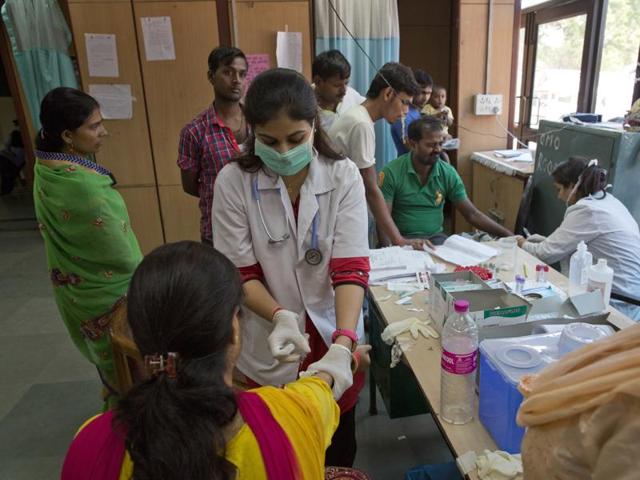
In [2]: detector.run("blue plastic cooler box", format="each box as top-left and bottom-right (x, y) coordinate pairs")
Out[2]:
(478, 332), (563, 453)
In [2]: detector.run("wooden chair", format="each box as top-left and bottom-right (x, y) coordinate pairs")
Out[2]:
(109, 300), (144, 395)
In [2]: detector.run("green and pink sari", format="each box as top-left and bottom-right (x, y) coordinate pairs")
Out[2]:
(33, 151), (142, 399)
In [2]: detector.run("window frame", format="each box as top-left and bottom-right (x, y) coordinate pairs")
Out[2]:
(512, 0), (611, 142)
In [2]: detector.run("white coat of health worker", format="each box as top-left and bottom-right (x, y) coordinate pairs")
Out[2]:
(518, 156), (640, 320)
(212, 68), (370, 468)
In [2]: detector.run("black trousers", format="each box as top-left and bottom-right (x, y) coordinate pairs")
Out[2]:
(325, 407), (357, 467)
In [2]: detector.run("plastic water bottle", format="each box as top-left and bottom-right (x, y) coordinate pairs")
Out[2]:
(569, 241), (592, 296)
(587, 258), (614, 306)
(440, 299), (478, 425)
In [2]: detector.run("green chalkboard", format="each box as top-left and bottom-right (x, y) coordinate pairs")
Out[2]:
(528, 121), (640, 236)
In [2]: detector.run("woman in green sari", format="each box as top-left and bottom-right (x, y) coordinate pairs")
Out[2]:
(33, 87), (142, 407)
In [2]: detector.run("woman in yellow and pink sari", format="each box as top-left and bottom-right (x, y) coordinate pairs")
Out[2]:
(61, 241), (371, 480)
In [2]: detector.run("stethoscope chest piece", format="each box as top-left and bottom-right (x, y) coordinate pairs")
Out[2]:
(305, 248), (323, 265)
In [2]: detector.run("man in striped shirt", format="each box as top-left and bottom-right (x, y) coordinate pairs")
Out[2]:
(178, 46), (249, 245)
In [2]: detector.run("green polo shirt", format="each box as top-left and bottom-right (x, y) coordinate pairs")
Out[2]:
(380, 153), (467, 236)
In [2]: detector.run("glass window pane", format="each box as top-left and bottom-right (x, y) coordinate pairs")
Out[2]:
(514, 27), (525, 125)
(595, 0), (640, 121)
(531, 15), (587, 128)
(522, 0), (549, 9)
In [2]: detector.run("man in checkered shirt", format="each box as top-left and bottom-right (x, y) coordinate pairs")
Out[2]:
(178, 46), (249, 245)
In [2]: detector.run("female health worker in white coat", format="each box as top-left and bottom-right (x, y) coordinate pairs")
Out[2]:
(212, 68), (370, 467)
(517, 156), (640, 320)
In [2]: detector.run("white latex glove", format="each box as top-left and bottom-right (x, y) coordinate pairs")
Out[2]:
(381, 317), (439, 345)
(299, 343), (353, 400)
(268, 310), (310, 363)
(476, 450), (523, 480)
(526, 234), (546, 244)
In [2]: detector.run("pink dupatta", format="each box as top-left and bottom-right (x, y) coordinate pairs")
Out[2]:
(236, 390), (303, 480)
(61, 411), (125, 480)
(62, 392), (302, 480)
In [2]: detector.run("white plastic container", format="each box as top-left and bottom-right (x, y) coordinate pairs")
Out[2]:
(587, 258), (614, 306)
(558, 322), (609, 354)
(440, 299), (478, 425)
(569, 241), (592, 296)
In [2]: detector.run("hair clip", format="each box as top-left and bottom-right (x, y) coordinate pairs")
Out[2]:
(144, 352), (179, 379)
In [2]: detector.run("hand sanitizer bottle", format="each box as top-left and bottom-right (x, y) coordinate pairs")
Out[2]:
(569, 241), (592, 296)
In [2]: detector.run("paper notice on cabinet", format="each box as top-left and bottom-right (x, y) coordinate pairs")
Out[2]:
(85, 33), (119, 77)
(141, 16), (176, 61)
(246, 54), (271, 85)
(89, 84), (133, 120)
(276, 31), (302, 72)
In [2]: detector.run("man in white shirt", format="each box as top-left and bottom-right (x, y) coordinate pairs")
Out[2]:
(313, 50), (365, 131)
(328, 62), (420, 247)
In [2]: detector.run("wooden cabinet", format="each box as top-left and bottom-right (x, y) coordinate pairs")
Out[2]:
(68, 1), (157, 188)
(471, 151), (533, 233)
(158, 185), (201, 242)
(133, 1), (219, 187)
(235, 1), (313, 79)
(66, 0), (313, 245)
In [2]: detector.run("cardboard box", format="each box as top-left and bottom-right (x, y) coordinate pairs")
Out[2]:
(429, 271), (492, 331)
(436, 289), (531, 335)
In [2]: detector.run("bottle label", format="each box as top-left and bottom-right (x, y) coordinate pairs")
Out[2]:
(441, 349), (478, 375)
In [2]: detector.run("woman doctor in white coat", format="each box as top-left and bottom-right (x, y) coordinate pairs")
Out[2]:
(518, 156), (640, 320)
(212, 68), (370, 467)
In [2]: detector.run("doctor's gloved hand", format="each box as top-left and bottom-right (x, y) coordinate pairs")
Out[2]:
(300, 344), (353, 400)
(268, 309), (310, 363)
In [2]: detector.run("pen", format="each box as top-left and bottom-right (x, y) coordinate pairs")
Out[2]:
(523, 227), (531, 238)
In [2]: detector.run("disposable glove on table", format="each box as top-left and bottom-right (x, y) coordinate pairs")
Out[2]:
(381, 317), (439, 345)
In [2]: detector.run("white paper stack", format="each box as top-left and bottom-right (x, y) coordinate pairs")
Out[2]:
(425, 235), (499, 267)
(369, 247), (437, 284)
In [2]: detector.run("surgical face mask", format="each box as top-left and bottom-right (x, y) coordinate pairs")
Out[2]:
(254, 127), (314, 176)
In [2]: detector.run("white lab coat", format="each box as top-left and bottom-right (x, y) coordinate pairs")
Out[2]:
(212, 152), (369, 385)
(522, 192), (640, 320)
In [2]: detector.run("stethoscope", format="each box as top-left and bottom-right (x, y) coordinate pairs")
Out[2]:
(252, 177), (323, 265)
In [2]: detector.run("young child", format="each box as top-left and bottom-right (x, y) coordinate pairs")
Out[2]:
(422, 85), (453, 136)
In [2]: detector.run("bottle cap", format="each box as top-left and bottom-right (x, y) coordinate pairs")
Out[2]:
(453, 299), (470, 313)
(596, 258), (608, 269)
(543, 266), (549, 272)
(536, 264), (542, 272)
(515, 274), (525, 283)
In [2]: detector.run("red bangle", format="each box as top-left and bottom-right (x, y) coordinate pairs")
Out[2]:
(332, 329), (358, 351)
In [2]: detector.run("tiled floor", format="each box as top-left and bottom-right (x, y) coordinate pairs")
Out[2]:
(0, 192), (454, 480)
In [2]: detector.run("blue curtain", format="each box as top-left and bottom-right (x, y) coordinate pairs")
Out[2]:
(315, 0), (400, 171)
(2, 0), (79, 132)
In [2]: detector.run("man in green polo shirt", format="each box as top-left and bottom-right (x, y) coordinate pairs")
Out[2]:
(380, 116), (512, 245)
